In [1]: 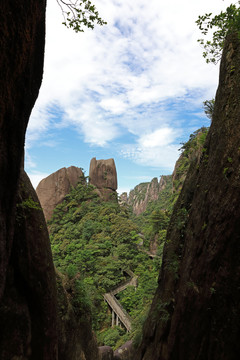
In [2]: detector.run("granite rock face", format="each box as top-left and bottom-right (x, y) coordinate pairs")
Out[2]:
(0, 2), (100, 359)
(0, 169), (58, 359)
(136, 33), (240, 360)
(0, 0), (46, 301)
(89, 157), (118, 201)
(36, 166), (84, 221)
(125, 176), (171, 215)
(0, 0), (59, 358)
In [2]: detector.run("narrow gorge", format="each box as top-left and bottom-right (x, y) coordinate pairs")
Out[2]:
(0, 1), (240, 360)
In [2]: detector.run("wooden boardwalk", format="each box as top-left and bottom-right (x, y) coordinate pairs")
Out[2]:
(104, 292), (132, 332)
(103, 271), (138, 332)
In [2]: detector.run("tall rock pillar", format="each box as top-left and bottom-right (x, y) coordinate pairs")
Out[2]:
(89, 157), (118, 201)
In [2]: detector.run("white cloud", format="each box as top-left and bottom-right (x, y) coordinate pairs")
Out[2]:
(100, 98), (127, 115)
(120, 126), (180, 170)
(27, 171), (50, 189)
(26, 0), (233, 168)
(140, 128), (177, 148)
(120, 143), (179, 170)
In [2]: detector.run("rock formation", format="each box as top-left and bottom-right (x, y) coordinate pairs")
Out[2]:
(36, 166), (84, 221)
(89, 157), (118, 201)
(124, 176), (172, 215)
(0, 169), (58, 359)
(0, 169), (99, 360)
(36, 159), (118, 223)
(0, 0), (46, 301)
(0, 2), (100, 359)
(99, 346), (114, 360)
(113, 340), (134, 359)
(136, 33), (240, 360)
(172, 127), (208, 193)
(0, 0), (59, 358)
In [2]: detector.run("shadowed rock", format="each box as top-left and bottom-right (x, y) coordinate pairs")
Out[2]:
(99, 346), (114, 360)
(0, 1), (99, 358)
(113, 341), (134, 359)
(36, 166), (84, 221)
(136, 33), (240, 360)
(0, 169), (58, 359)
(0, 0), (59, 358)
(0, 0), (47, 302)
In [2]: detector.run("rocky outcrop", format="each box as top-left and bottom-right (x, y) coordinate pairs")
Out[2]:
(113, 340), (134, 360)
(99, 346), (114, 360)
(136, 33), (240, 360)
(172, 127), (208, 193)
(37, 160), (118, 221)
(36, 166), (84, 221)
(128, 182), (152, 215)
(125, 176), (172, 215)
(0, 169), (58, 359)
(89, 157), (118, 201)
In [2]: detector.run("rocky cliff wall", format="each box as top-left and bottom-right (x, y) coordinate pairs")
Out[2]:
(0, 2), (100, 358)
(36, 166), (84, 221)
(0, 1), (59, 358)
(125, 176), (172, 215)
(0, 169), (58, 359)
(136, 33), (240, 360)
(0, 0), (46, 303)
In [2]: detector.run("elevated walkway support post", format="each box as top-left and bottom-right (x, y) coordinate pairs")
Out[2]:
(112, 310), (115, 327)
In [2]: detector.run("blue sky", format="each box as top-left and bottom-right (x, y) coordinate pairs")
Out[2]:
(26, 0), (232, 194)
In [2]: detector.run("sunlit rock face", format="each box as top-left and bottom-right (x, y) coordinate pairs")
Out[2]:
(136, 33), (240, 360)
(124, 175), (171, 215)
(89, 157), (118, 201)
(36, 166), (84, 221)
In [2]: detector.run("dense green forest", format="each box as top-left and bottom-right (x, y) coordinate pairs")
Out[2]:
(49, 180), (167, 347)
(48, 127), (208, 348)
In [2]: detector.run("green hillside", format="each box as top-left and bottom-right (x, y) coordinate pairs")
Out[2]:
(48, 181), (166, 348)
